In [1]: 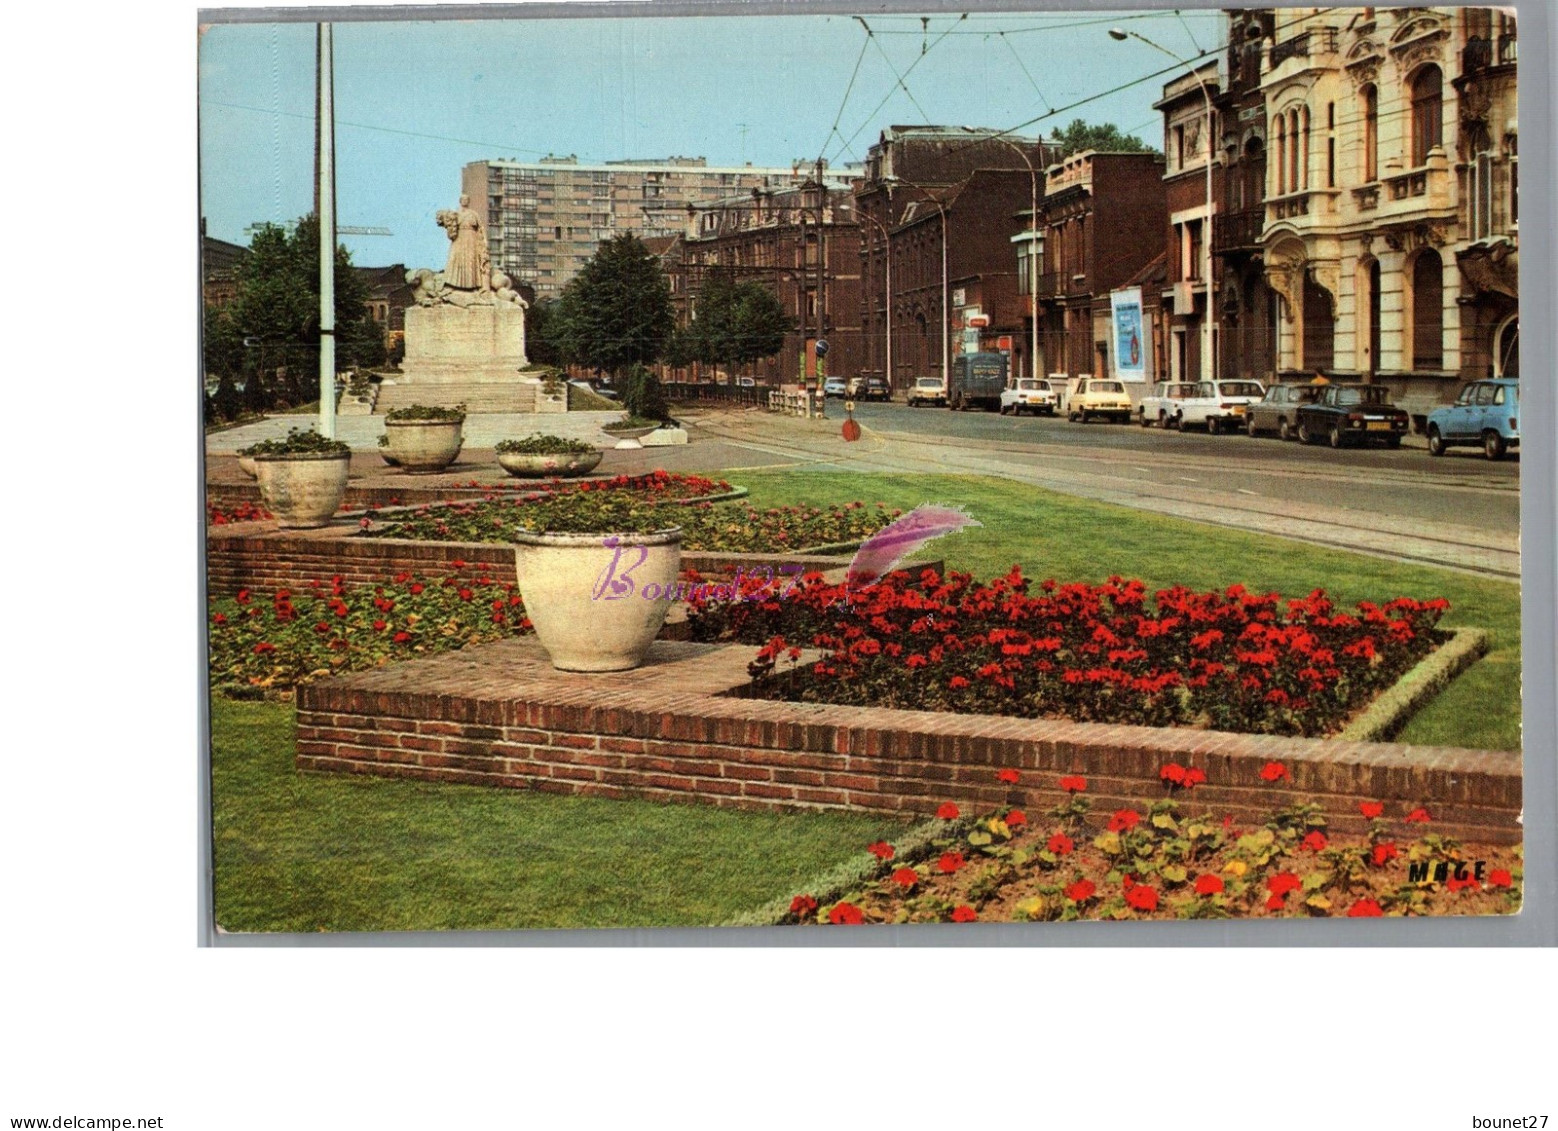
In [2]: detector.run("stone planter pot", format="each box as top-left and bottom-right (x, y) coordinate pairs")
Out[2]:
(253, 452), (352, 529)
(384, 418), (464, 473)
(236, 455), (259, 479)
(603, 424), (658, 451)
(514, 526), (682, 672)
(497, 450), (603, 479)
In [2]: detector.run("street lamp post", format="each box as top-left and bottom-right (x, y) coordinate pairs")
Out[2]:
(992, 138), (1043, 385)
(857, 208), (893, 393)
(1111, 27), (1216, 383)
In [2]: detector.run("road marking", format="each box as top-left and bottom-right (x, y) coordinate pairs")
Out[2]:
(1132, 466), (1151, 473)
(1177, 476), (1199, 482)
(1237, 488), (1258, 496)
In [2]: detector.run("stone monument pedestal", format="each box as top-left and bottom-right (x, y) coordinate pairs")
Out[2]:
(401, 302), (528, 383)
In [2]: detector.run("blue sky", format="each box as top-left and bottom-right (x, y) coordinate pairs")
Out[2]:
(198, 8), (1221, 268)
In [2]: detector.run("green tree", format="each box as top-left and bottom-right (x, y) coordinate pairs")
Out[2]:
(202, 304), (246, 382)
(687, 272), (792, 379)
(524, 297), (567, 367)
(552, 234), (673, 378)
(225, 215), (373, 406)
(1049, 119), (1157, 160)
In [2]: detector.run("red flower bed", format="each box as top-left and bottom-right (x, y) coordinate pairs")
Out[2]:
(785, 771), (1522, 925)
(689, 567), (1449, 737)
(209, 501), (273, 525)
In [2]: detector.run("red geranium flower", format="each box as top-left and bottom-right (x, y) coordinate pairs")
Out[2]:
(392, 631), (412, 644)
(827, 902), (865, 925)
(1358, 801), (1385, 820)
(252, 642), (275, 655)
(1183, 766), (1206, 788)
(1064, 879), (1096, 903)
(950, 905), (978, 923)
(1160, 762), (1188, 786)
(935, 802), (960, 820)
(1107, 809), (1140, 832)
(997, 768), (1021, 784)
(867, 841), (894, 860)
(1404, 807), (1431, 823)
(890, 867), (918, 888)
(1259, 761), (1290, 782)
(937, 852), (965, 874)
(1300, 831), (1329, 852)
(1488, 869), (1513, 889)
(789, 894), (818, 918)
(1005, 809), (1028, 828)
(1265, 894), (1286, 912)
(1371, 842), (1399, 867)
(1058, 775), (1088, 793)
(1194, 874), (1224, 896)
(1047, 833), (1074, 855)
(1347, 899), (1384, 918)
(1267, 872), (1302, 896)
(1125, 885), (1158, 912)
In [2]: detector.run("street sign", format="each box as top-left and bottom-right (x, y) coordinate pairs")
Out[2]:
(966, 313), (990, 328)
(814, 339), (829, 358)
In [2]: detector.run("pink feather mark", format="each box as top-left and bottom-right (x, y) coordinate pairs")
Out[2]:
(846, 505), (981, 590)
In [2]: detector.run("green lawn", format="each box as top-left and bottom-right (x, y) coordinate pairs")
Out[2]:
(731, 470), (1521, 752)
(211, 699), (906, 933)
(209, 467), (1521, 932)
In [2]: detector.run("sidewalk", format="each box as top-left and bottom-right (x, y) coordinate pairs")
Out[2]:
(205, 411), (626, 454)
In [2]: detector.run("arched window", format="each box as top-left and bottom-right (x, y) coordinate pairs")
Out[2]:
(1362, 85), (1378, 181)
(1410, 66), (1443, 166)
(1300, 105), (1310, 189)
(1411, 249), (1444, 369)
(1288, 110), (1301, 192)
(1274, 116), (1286, 195)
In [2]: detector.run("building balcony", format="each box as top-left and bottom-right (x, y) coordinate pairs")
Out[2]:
(1265, 189), (1339, 224)
(1267, 27), (1337, 70)
(1035, 270), (1065, 298)
(1213, 208), (1265, 254)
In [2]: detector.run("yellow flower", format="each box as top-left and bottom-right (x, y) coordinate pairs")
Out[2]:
(1225, 860), (1249, 877)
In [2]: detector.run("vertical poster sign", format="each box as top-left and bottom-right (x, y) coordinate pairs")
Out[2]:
(1111, 287), (1146, 381)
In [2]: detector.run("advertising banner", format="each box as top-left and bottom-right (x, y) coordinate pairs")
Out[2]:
(1110, 286), (1146, 382)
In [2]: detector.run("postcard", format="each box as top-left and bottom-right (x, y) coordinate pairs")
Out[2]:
(199, 4), (1526, 937)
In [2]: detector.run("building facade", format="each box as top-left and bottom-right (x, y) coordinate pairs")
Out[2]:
(1030, 150), (1169, 383)
(1256, 6), (1518, 417)
(668, 180), (863, 385)
(855, 127), (1047, 392)
(462, 157), (818, 302)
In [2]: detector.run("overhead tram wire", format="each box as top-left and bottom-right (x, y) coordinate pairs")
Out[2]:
(829, 13), (968, 168)
(865, 17), (940, 128)
(815, 29), (873, 174)
(997, 29), (1054, 115)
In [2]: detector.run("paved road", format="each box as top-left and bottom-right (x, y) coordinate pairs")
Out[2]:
(685, 404), (1521, 580)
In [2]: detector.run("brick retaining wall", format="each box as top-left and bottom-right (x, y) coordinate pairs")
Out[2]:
(295, 637), (1523, 844)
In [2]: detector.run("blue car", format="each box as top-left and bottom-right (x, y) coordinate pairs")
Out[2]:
(1426, 379), (1520, 460)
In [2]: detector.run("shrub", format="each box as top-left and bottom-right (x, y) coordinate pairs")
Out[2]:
(385, 403), (466, 422)
(239, 428), (350, 457)
(602, 415), (664, 432)
(495, 434), (596, 455)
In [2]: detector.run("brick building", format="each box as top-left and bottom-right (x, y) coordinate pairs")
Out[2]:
(1031, 150), (1168, 383)
(855, 127), (1047, 393)
(668, 179), (862, 386)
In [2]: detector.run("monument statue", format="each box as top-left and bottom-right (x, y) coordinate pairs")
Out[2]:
(438, 195), (492, 292)
(393, 189), (547, 411)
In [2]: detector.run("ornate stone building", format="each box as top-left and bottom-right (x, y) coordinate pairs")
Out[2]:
(1256, 6), (1518, 419)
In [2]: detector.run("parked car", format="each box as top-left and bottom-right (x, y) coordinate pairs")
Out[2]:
(999, 377), (1058, 416)
(1137, 381), (1201, 429)
(823, 377), (848, 397)
(735, 376), (756, 388)
(847, 377), (866, 397)
(1167, 379), (1266, 432)
(860, 376), (892, 402)
(906, 377), (948, 407)
(1295, 384), (1410, 448)
(1245, 382), (1324, 440)
(1427, 379), (1521, 460)
(1067, 378), (1133, 423)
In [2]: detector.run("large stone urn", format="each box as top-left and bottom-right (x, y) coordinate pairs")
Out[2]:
(383, 417), (464, 474)
(514, 527), (682, 671)
(496, 450), (603, 479)
(254, 452), (352, 529)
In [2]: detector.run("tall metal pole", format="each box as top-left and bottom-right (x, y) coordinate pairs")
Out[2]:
(995, 138), (1042, 383)
(317, 22), (337, 439)
(940, 201), (949, 386)
(1111, 28), (1216, 382)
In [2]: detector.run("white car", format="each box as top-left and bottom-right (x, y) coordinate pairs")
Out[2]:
(823, 377), (848, 397)
(1179, 380), (1266, 433)
(999, 378), (1058, 416)
(1066, 379), (1133, 424)
(906, 377), (948, 407)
